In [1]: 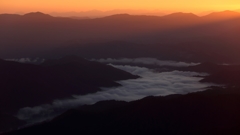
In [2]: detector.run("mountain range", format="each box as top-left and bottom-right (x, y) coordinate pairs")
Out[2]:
(2, 59), (240, 134)
(1, 11), (240, 63)
(2, 10), (240, 134)
(50, 9), (166, 18)
(0, 56), (138, 132)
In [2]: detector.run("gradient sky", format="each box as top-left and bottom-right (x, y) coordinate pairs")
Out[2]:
(1, 0), (240, 14)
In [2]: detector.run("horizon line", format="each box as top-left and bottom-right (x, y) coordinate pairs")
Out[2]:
(1, 9), (240, 17)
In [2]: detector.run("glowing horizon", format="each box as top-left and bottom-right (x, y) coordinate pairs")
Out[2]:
(1, 0), (240, 15)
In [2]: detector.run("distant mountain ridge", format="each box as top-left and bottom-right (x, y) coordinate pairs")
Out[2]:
(9, 10), (240, 18)
(1, 11), (240, 63)
(202, 10), (240, 20)
(23, 12), (52, 17)
(50, 9), (166, 18)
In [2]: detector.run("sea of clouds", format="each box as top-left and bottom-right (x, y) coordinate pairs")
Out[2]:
(93, 58), (200, 67)
(17, 64), (215, 123)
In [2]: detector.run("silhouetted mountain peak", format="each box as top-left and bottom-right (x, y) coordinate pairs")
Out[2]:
(163, 12), (199, 19)
(203, 10), (240, 20)
(102, 14), (132, 19)
(211, 10), (239, 16)
(109, 14), (131, 17)
(23, 12), (52, 18)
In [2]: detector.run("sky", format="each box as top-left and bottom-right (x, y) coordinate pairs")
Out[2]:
(1, 0), (240, 15)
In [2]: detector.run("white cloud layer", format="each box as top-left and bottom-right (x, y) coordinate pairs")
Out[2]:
(92, 58), (199, 67)
(17, 64), (215, 123)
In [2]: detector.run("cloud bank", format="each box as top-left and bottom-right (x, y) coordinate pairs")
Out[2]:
(92, 58), (199, 67)
(5, 58), (45, 64)
(17, 65), (215, 123)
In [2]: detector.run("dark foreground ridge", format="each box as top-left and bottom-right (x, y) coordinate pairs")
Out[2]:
(3, 86), (240, 135)
(178, 62), (240, 86)
(0, 56), (139, 132)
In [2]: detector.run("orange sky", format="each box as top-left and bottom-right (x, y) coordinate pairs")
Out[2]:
(1, 0), (240, 14)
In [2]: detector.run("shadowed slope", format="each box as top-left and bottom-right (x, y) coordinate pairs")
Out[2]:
(0, 56), (138, 113)
(4, 87), (240, 135)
